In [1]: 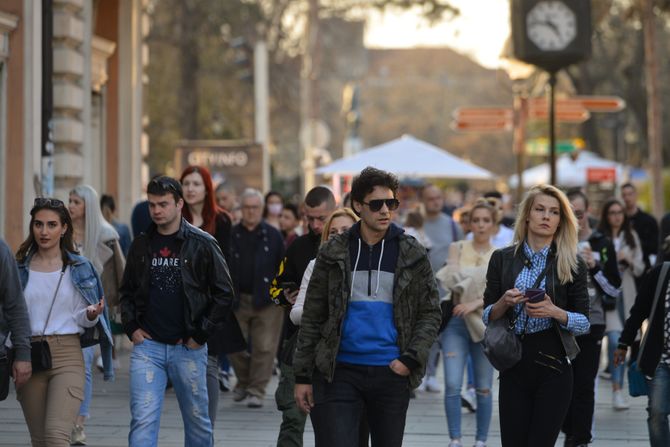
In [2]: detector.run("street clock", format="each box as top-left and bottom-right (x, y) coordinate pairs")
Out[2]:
(511, 0), (591, 72)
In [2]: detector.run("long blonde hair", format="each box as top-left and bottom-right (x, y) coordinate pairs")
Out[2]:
(321, 208), (359, 244)
(513, 185), (579, 284)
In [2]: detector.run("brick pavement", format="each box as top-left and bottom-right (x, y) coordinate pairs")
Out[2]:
(0, 348), (651, 446)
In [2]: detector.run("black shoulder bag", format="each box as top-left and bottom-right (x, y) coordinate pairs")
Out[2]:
(483, 262), (549, 372)
(31, 264), (67, 372)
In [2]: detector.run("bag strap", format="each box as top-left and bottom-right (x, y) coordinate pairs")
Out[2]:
(637, 261), (670, 364)
(40, 264), (67, 340)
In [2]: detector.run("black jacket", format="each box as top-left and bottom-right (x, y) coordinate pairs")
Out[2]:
(229, 221), (284, 309)
(484, 244), (589, 361)
(120, 219), (237, 346)
(620, 263), (670, 377)
(587, 230), (622, 316)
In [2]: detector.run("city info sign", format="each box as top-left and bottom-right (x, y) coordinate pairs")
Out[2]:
(174, 140), (263, 191)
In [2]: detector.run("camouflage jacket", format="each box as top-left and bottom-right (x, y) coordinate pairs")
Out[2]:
(293, 230), (441, 389)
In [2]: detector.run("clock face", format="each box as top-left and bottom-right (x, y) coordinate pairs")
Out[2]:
(526, 1), (577, 51)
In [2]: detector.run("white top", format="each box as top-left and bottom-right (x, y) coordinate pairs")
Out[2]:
(290, 259), (316, 326)
(24, 268), (99, 336)
(466, 224), (514, 249)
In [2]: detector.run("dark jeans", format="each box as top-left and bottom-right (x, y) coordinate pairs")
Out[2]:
(310, 363), (409, 447)
(499, 329), (573, 447)
(562, 324), (606, 445)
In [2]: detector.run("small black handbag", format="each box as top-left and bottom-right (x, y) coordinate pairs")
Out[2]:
(0, 355), (10, 401)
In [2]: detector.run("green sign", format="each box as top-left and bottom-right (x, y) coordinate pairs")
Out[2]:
(525, 138), (585, 156)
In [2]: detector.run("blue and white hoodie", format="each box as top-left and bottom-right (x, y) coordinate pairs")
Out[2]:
(336, 221), (403, 366)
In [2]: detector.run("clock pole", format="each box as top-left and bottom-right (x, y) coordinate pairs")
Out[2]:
(548, 71), (557, 186)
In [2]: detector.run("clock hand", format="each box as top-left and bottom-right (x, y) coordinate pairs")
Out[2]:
(544, 19), (562, 38)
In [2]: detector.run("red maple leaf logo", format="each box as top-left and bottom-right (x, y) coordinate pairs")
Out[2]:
(159, 247), (171, 257)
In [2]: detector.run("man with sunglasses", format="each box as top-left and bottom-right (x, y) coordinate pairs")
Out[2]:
(293, 167), (441, 447)
(120, 176), (236, 447)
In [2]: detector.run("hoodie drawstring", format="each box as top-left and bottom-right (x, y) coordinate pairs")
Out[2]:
(351, 238), (362, 299)
(374, 239), (385, 298)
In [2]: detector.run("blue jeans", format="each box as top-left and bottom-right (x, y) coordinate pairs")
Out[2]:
(79, 346), (96, 418)
(128, 339), (212, 447)
(606, 331), (624, 387)
(648, 363), (670, 447)
(440, 317), (493, 442)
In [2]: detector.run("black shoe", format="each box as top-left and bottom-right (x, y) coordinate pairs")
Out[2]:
(461, 396), (476, 413)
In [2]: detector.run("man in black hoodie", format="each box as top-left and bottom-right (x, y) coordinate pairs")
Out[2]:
(270, 186), (336, 447)
(563, 190), (622, 447)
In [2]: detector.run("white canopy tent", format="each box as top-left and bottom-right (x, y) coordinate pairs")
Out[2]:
(316, 135), (495, 180)
(508, 151), (626, 188)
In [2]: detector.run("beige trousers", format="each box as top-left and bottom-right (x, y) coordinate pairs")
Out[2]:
(229, 293), (284, 398)
(17, 334), (85, 447)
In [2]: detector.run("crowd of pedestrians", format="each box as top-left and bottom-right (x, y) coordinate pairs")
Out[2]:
(3, 168), (670, 447)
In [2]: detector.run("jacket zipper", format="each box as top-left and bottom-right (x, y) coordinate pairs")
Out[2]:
(367, 244), (373, 296)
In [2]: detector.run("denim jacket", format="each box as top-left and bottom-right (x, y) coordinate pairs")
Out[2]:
(18, 251), (115, 381)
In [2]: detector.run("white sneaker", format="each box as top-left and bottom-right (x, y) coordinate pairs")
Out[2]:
(417, 377), (427, 392)
(473, 441), (486, 447)
(448, 440), (463, 447)
(613, 389), (629, 410)
(425, 375), (442, 393)
(461, 387), (477, 412)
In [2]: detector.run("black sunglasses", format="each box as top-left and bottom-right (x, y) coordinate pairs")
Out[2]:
(33, 197), (65, 209)
(361, 198), (400, 212)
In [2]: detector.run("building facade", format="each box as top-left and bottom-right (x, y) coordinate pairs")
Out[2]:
(0, 0), (148, 248)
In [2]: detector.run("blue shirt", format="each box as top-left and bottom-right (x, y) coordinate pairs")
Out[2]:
(483, 242), (590, 336)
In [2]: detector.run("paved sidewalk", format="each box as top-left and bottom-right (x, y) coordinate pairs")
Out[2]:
(0, 348), (651, 446)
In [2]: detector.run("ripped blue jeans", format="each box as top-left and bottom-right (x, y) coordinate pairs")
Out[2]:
(128, 339), (212, 447)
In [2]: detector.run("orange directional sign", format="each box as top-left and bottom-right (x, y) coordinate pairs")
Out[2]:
(453, 107), (514, 121)
(528, 106), (591, 123)
(450, 119), (513, 132)
(529, 96), (626, 113)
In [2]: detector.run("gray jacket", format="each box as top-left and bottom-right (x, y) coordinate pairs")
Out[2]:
(0, 239), (30, 361)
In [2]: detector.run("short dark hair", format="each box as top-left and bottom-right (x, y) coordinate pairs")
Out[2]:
(566, 188), (589, 209)
(304, 186), (335, 209)
(621, 182), (635, 191)
(283, 203), (300, 220)
(350, 167), (399, 206)
(147, 176), (183, 203)
(100, 194), (116, 212)
(483, 190), (503, 200)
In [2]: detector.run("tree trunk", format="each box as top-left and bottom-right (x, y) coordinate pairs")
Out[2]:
(178, 0), (200, 140)
(641, 0), (664, 217)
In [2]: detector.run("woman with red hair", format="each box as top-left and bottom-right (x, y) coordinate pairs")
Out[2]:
(180, 166), (244, 427)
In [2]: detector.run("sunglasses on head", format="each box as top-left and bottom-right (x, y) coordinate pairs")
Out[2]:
(362, 198), (400, 212)
(149, 178), (183, 196)
(33, 197), (65, 209)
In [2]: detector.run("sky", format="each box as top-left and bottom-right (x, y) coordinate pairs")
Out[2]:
(364, 0), (511, 69)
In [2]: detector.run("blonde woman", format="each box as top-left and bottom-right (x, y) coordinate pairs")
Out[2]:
(436, 200), (497, 447)
(290, 208), (359, 326)
(68, 185), (124, 443)
(483, 184), (589, 446)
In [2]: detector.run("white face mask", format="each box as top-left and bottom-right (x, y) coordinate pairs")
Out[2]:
(267, 203), (283, 216)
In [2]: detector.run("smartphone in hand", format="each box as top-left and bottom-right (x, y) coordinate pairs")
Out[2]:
(524, 288), (545, 303)
(280, 282), (299, 292)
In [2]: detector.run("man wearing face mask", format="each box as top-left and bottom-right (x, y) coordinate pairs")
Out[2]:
(270, 186), (336, 447)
